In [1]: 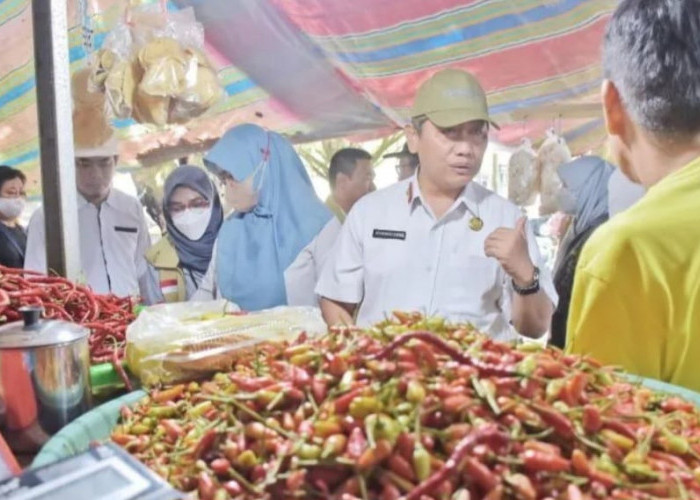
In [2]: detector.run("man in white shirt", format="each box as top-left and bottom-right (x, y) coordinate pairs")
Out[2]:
(316, 69), (557, 341)
(325, 148), (375, 223)
(24, 137), (151, 297)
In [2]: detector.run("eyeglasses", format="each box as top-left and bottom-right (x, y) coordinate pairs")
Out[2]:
(167, 197), (211, 214)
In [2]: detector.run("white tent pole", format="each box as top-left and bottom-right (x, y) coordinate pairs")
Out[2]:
(31, 0), (82, 280)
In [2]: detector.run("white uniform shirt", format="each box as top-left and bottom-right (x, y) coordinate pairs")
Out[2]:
(316, 176), (558, 341)
(24, 189), (151, 297)
(192, 218), (341, 307)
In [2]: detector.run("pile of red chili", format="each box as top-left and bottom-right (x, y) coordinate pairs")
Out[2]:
(0, 265), (134, 366)
(112, 312), (700, 499)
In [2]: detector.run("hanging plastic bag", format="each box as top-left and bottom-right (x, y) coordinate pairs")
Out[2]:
(537, 129), (572, 216)
(507, 138), (538, 206)
(90, 5), (224, 126)
(125, 301), (327, 385)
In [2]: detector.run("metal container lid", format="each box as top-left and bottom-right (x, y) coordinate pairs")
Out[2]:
(0, 306), (89, 348)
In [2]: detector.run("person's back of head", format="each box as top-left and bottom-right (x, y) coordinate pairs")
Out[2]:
(603, 0), (700, 185)
(328, 148), (374, 211)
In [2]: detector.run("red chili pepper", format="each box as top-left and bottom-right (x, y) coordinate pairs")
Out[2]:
(162, 419), (184, 440)
(209, 458), (231, 476)
(561, 372), (588, 406)
(463, 456), (498, 492)
(326, 354), (348, 377)
(271, 361), (311, 388)
(660, 397), (695, 413)
(582, 405), (602, 434)
(222, 480), (242, 496)
(443, 394), (471, 414)
(112, 350), (132, 392)
(405, 425), (507, 500)
(197, 471), (216, 500)
(347, 427), (367, 459)
(228, 374), (275, 392)
(567, 484), (584, 500)
(370, 331), (517, 376)
(520, 449), (570, 473)
(538, 358), (566, 378)
(311, 377), (328, 404)
(530, 404), (575, 439)
(335, 387), (365, 414)
(357, 439), (393, 471)
(194, 429), (218, 459)
(387, 453), (416, 482)
(396, 432), (415, 462)
(601, 418), (637, 441)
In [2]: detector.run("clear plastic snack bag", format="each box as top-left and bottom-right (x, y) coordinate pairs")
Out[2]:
(125, 301), (327, 385)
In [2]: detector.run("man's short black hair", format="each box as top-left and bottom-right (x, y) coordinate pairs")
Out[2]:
(604, 0), (700, 137)
(328, 148), (372, 188)
(0, 165), (26, 192)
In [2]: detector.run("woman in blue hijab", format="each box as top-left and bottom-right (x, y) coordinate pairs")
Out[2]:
(142, 165), (223, 304)
(550, 155), (614, 348)
(194, 123), (334, 310)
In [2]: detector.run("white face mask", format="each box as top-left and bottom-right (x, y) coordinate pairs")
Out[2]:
(0, 197), (25, 219)
(172, 206), (212, 241)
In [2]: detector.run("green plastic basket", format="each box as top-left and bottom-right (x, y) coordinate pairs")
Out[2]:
(31, 376), (700, 469)
(31, 390), (146, 468)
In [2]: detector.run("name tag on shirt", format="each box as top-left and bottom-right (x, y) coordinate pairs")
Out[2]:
(114, 226), (138, 233)
(373, 229), (406, 241)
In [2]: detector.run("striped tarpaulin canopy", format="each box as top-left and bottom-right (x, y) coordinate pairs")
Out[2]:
(0, 0), (614, 189)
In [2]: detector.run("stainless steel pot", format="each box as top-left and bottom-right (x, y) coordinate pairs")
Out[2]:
(0, 306), (92, 452)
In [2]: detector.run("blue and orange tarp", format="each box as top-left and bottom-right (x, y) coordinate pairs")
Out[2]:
(0, 0), (614, 186)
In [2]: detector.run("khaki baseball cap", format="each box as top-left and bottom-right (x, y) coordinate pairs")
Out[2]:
(410, 68), (499, 130)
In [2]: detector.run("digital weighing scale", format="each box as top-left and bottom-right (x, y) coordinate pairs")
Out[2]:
(0, 442), (182, 499)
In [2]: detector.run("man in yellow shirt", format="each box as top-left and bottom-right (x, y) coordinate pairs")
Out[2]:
(566, 0), (700, 392)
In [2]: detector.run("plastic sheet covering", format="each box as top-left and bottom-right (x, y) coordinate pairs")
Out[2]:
(125, 301), (327, 385)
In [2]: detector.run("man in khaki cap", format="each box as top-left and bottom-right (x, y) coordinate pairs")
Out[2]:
(316, 68), (556, 340)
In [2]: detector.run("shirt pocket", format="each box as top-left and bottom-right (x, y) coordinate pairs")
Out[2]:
(112, 225), (139, 258)
(364, 230), (409, 276)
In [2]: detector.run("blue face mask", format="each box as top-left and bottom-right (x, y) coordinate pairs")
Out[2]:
(557, 188), (578, 215)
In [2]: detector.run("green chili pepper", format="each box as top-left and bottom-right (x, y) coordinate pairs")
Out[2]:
(661, 428), (690, 455)
(236, 450), (258, 468)
(516, 355), (538, 377)
(290, 352), (318, 366)
(406, 380), (426, 404)
(601, 429), (635, 451)
(130, 423), (151, 435)
(189, 401), (214, 418)
(365, 414), (379, 449)
(373, 414), (401, 446)
(596, 371), (615, 387)
(350, 397), (383, 420)
(297, 443), (322, 460)
(413, 444), (431, 482)
(595, 454), (618, 475)
(339, 370), (355, 392)
(624, 463), (660, 481)
(546, 379), (565, 402)
(147, 406), (178, 418)
(321, 434), (347, 458)
(425, 316), (445, 330)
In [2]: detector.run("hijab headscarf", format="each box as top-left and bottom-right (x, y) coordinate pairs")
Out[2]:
(163, 165), (223, 273)
(557, 156), (615, 235)
(205, 124), (332, 310)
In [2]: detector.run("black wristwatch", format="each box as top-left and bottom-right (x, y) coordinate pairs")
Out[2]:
(512, 266), (540, 295)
